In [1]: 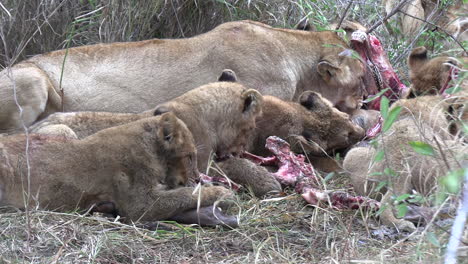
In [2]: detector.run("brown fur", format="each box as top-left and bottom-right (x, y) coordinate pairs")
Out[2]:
(251, 91), (365, 157)
(408, 46), (467, 136)
(30, 80), (263, 172)
(31, 89), (364, 197)
(0, 20), (367, 132)
(343, 95), (466, 231)
(0, 113), (233, 221)
(351, 109), (381, 132)
(408, 46), (466, 96)
(214, 91), (366, 193)
(214, 157), (282, 197)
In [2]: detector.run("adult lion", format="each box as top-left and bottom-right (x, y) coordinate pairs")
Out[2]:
(0, 20), (367, 132)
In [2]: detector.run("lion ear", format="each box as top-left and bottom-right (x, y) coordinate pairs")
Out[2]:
(218, 69), (238, 82)
(299, 91), (327, 111)
(159, 112), (179, 143)
(241, 89), (263, 117)
(296, 18), (315, 31)
(408, 46), (428, 70)
(317, 61), (340, 82)
(153, 105), (171, 116)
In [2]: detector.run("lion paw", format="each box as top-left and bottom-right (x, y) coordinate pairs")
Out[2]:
(200, 186), (234, 206)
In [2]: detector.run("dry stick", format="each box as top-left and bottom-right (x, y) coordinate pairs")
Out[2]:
(335, 1), (353, 30)
(398, 10), (467, 55)
(366, 0), (410, 34)
(170, 0), (185, 38)
(433, 136), (452, 171)
(445, 170), (468, 264)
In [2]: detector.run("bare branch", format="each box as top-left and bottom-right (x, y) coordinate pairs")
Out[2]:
(335, 1), (353, 30)
(367, 0), (410, 34)
(398, 10), (467, 55)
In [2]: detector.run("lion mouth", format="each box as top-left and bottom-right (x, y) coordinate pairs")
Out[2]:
(350, 31), (409, 110)
(440, 63), (460, 96)
(214, 152), (234, 162)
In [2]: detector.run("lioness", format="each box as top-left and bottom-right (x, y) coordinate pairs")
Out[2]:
(0, 20), (367, 132)
(0, 113), (233, 221)
(343, 95), (466, 231)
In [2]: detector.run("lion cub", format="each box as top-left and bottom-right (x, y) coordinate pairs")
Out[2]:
(213, 71), (365, 195)
(408, 46), (466, 97)
(0, 113), (232, 221)
(30, 71), (263, 172)
(343, 95), (466, 231)
(408, 46), (466, 136)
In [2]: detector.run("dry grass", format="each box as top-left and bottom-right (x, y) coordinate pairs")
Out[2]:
(0, 0), (467, 263)
(1, 171), (465, 263)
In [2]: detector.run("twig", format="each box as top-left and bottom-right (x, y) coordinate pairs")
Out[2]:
(445, 170), (468, 264)
(398, 10), (467, 55)
(0, 2), (11, 18)
(170, 0), (185, 38)
(366, 0), (410, 34)
(335, 1), (353, 30)
(433, 136), (452, 172)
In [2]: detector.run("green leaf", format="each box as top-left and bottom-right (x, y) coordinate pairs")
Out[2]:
(408, 194), (424, 204)
(374, 150), (385, 162)
(408, 141), (435, 156)
(323, 172), (335, 183)
(462, 122), (468, 135)
(396, 203), (408, 218)
(440, 169), (465, 194)
(384, 168), (397, 177)
(375, 181), (388, 192)
(380, 96), (390, 119)
(394, 193), (411, 202)
(375, 204), (388, 217)
(445, 84), (462, 94)
(426, 232), (441, 247)
(363, 88), (390, 103)
(382, 106), (402, 132)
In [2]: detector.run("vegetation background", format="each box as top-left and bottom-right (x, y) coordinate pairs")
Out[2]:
(0, 0), (466, 263)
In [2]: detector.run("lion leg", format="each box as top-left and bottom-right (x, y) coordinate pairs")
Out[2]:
(215, 157), (281, 197)
(32, 124), (78, 139)
(126, 186), (234, 221)
(168, 205), (239, 227)
(0, 63), (61, 132)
